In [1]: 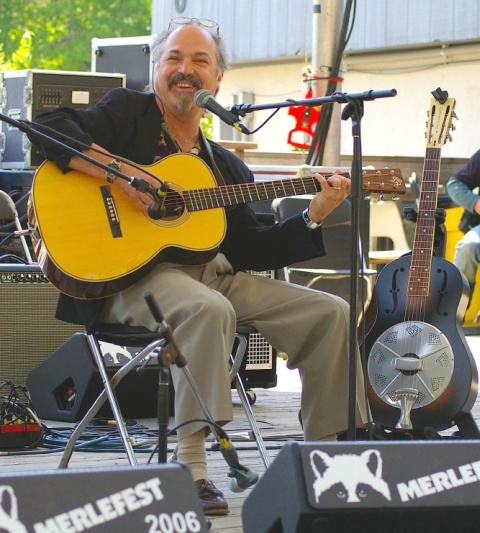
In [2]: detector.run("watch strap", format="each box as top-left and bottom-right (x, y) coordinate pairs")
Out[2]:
(302, 208), (322, 230)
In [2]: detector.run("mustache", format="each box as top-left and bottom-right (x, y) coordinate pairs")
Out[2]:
(168, 74), (201, 89)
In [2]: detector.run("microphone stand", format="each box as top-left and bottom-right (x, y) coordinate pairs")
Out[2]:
(341, 98), (366, 441)
(144, 292), (259, 491)
(233, 89), (397, 441)
(0, 112), (163, 199)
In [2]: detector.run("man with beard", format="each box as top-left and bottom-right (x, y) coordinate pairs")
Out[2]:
(29, 18), (369, 515)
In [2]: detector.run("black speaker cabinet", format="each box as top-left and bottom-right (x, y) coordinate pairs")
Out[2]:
(242, 441), (480, 533)
(0, 463), (208, 532)
(0, 264), (81, 386)
(26, 332), (165, 422)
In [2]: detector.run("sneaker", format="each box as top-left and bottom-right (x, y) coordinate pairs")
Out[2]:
(195, 479), (229, 515)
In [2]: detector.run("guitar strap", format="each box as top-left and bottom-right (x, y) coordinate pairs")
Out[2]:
(200, 132), (227, 187)
(201, 133), (239, 215)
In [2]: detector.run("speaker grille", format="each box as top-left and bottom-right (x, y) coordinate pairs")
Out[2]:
(0, 265), (82, 385)
(246, 270), (275, 371)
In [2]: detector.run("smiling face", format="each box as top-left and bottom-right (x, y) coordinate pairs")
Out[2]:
(154, 24), (223, 119)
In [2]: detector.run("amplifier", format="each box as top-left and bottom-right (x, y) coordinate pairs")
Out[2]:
(0, 264), (82, 386)
(244, 270), (277, 389)
(0, 262), (277, 392)
(0, 69), (126, 169)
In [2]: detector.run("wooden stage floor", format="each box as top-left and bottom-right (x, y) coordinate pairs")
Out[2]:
(2, 337), (480, 532)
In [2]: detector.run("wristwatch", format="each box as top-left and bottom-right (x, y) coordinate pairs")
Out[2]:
(106, 159), (122, 183)
(302, 208), (323, 230)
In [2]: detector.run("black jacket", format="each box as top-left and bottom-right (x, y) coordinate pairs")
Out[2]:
(30, 88), (326, 329)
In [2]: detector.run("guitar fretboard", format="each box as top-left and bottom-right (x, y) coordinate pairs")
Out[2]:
(407, 147), (441, 299)
(183, 176), (321, 210)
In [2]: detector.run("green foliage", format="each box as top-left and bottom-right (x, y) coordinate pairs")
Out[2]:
(201, 113), (214, 139)
(0, 0), (152, 72)
(0, 1), (214, 140)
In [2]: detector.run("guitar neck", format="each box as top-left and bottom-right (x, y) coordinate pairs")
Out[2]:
(408, 147), (442, 297)
(182, 168), (405, 211)
(405, 91), (456, 305)
(184, 175), (322, 210)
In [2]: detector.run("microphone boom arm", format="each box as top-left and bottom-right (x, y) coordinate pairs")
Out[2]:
(0, 112), (163, 194)
(231, 88), (397, 116)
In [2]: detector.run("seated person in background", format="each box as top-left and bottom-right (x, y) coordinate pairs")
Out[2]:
(446, 150), (480, 301)
(28, 17), (369, 515)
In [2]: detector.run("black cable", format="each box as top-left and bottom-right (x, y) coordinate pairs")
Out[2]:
(0, 254), (28, 264)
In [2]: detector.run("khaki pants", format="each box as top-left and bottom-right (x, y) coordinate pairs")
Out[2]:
(102, 254), (369, 441)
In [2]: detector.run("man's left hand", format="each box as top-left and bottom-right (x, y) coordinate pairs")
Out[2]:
(307, 170), (351, 224)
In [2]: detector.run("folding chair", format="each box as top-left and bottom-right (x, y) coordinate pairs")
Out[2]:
(58, 315), (271, 472)
(271, 196), (376, 313)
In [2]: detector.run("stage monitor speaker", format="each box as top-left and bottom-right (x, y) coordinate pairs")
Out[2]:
(0, 264), (82, 386)
(0, 463), (209, 532)
(26, 332), (164, 422)
(242, 441), (480, 533)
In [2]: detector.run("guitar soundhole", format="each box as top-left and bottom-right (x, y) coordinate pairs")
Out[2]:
(163, 189), (185, 219)
(385, 267), (405, 314)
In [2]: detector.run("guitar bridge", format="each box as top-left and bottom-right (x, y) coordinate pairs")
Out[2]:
(100, 186), (122, 238)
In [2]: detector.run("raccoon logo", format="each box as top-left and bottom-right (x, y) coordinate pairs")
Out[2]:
(0, 486), (28, 533)
(309, 449), (392, 503)
(100, 341), (134, 365)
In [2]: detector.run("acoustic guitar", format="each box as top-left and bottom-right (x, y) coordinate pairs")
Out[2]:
(361, 89), (478, 433)
(28, 152), (405, 299)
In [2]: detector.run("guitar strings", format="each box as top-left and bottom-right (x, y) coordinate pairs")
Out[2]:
(397, 147), (441, 422)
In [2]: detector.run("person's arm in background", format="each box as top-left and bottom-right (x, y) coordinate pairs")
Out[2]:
(447, 150), (480, 213)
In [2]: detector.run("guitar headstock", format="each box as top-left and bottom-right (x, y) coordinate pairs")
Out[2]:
(362, 168), (406, 200)
(426, 88), (457, 148)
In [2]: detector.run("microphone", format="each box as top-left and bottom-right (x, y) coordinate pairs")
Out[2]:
(147, 182), (168, 220)
(194, 90), (249, 134)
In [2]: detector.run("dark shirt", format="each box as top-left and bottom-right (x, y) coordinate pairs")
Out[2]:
(29, 88), (326, 329)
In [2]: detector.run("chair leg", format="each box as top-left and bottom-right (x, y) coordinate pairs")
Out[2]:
(231, 369), (271, 468)
(231, 333), (271, 468)
(85, 334), (138, 465)
(59, 334), (164, 468)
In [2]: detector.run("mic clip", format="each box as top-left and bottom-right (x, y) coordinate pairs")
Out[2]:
(147, 182), (168, 220)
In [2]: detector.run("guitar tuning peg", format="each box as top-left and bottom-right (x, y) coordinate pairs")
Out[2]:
(378, 194), (384, 201)
(392, 194), (399, 201)
(451, 124), (456, 131)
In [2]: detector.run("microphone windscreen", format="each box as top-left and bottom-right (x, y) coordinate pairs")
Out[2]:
(194, 89), (212, 108)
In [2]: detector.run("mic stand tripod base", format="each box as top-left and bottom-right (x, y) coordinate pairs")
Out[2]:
(144, 292), (260, 493)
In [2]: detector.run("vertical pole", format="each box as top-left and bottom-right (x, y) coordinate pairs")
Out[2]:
(311, 0), (342, 167)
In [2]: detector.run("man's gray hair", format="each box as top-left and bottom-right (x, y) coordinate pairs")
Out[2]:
(146, 22), (229, 92)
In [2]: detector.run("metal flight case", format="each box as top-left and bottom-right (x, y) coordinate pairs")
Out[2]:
(0, 69), (126, 169)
